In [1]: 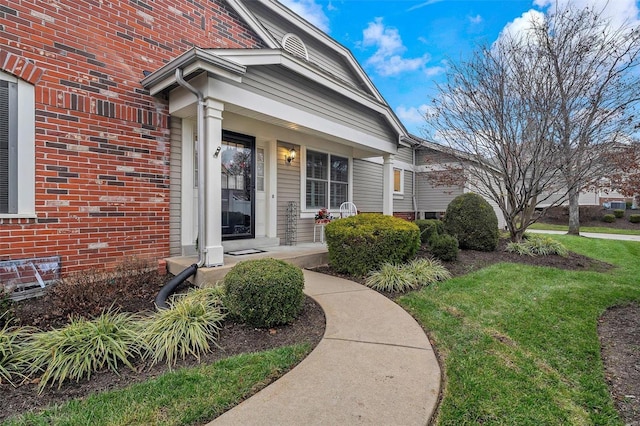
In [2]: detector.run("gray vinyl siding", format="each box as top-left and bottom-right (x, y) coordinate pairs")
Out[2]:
(394, 170), (414, 212)
(237, 66), (397, 142)
(276, 142), (314, 243)
(246, 2), (365, 90)
(416, 173), (463, 213)
(169, 118), (182, 256)
(353, 159), (383, 212)
(396, 146), (413, 164)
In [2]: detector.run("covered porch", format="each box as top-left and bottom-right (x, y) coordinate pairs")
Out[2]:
(142, 48), (404, 268)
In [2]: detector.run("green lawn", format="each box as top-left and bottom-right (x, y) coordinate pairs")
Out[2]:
(398, 236), (640, 425)
(2, 344), (310, 426)
(529, 222), (640, 236)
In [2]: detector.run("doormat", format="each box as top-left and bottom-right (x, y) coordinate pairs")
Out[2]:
(226, 249), (266, 256)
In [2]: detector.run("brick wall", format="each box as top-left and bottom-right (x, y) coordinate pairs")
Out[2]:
(0, 0), (264, 273)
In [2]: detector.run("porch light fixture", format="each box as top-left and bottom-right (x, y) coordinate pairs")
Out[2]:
(286, 148), (296, 164)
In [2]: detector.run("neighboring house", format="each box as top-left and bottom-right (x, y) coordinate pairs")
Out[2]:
(0, 0), (412, 277)
(413, 139), (508, 229)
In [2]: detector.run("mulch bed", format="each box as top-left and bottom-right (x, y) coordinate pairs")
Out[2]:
(2, 236), (637, 424)
(1, 285), (325, 422)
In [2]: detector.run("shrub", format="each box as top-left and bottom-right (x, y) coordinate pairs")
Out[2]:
(24, 310), (142, 391)
(630, 214), (640, 224)
(325, 213), (420, 276)
(506, 234), (568, 257)
(602, 214), (616, 223)
(614, 209), (625, 218)
(414, 219), (444, 244)
(223, 258), (304, 328)
(626, 201), (633, 210)
(429, 233), (459, 261)
(141, 289), (225, 366)
(49, 257), (165, 320)
(443, 193), (499, 252)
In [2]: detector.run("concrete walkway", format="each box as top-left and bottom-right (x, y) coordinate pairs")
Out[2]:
(210, 270), (441, 426)
(528, 229), (640, 242)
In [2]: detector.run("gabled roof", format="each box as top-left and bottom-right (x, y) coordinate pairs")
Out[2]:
(225, 0), (407, 137)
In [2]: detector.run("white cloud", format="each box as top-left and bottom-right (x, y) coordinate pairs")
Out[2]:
(499, 9), (545, 42)
(407, 0), (444, 12)
(279, 0), (330, 33)
(469, 14), (483, 24)
(362, 18), (429, 76)
(396, 104), (434, 125)
(425, 65), (446, 77)
(533, 0), (639, 27)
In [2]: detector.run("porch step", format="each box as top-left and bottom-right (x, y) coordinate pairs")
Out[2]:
(165, 243), (329, 287)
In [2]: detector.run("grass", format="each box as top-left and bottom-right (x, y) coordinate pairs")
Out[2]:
(3, 344), (311, 426)
(398, 236), (640, 424)
(529, 222), (640, 235)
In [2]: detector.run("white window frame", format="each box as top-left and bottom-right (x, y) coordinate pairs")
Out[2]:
(393, 167), (404, 195)
(0, 71), (35, 218)
(301, 147), (352, 216)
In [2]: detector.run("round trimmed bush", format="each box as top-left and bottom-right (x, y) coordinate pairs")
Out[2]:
(443, 193), (499, 252)
(630, 214), (640, 224)
(602, 214), (616, 223)
(415, 219), (444, 244)
(223, 258), (304, 328)
(614, 209), (625, 218)
(324, 213), (420, 277)
(429, 233), (459, 261)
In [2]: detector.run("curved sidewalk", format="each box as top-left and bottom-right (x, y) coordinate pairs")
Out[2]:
(210, 270), (441, 426)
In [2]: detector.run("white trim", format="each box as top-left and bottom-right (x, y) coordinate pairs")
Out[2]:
(207, 77), (398, 154)
(0, 71), (35, 216)
(300, 146), (352, 215)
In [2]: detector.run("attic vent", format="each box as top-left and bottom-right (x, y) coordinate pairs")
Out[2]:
(282, 33), (309, 60)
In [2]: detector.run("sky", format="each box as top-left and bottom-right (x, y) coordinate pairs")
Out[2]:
(279, 0), (640, 136)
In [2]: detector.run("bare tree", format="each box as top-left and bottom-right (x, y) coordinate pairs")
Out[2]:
(427, 4), (640, 238)
(532, 5), (640, 234)
(426, 24), (569, 242)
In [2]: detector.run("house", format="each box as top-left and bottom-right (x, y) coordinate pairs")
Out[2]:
(1, 0), (422, 280)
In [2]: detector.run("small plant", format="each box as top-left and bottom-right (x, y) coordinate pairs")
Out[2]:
(141, 289), (225, 367)
(613, 209), (625, 218)
(223, 258), (304, 328)
(506, 234), (568, 257)
(366, 263), (415, 292)
(429, 233), (459, 261)
(630, 214), (640, 223)
(0, 289), (14, 328)
(415, 219), (444, 244)
(24, 309), (142, 391)
(602, 214), (616, 223)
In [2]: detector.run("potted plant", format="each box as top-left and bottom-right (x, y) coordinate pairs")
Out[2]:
(315, 208), (333, 224)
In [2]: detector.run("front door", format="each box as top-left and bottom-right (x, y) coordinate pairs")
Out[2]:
(221, 131), (255, 240)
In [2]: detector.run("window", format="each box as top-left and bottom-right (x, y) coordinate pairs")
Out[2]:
(306, 150), (349, 210)
(393, 168), (404, 194)
(0, 71), (34, 216)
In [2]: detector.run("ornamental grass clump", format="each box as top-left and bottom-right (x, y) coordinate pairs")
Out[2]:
(0, 322), (31, 386)
(506, 234), (568, 257)
(24, 309), (142, 391)
(366, 258), (451, 292)
(141, 289), (225, 367)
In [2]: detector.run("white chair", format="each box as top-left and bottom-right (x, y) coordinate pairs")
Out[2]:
(339, 202), (357, 218)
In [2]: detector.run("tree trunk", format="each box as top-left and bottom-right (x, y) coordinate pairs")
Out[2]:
(567, 186), (580, 235)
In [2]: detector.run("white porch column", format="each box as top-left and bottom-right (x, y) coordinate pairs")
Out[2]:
(204, 99), (224, 266)
(382, 154), (394, 215)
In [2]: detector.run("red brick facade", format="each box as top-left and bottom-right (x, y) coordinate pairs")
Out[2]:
(0, 0), (264, 273)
